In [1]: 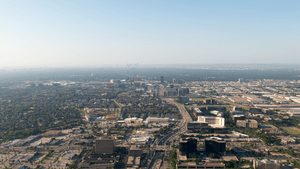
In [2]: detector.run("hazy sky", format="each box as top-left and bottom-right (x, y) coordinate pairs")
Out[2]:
(0, 0), (299, 68)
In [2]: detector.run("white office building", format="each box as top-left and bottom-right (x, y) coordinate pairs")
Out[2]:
(197, 116), (225, 128)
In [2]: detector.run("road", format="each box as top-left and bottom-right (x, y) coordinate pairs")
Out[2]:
(112, 99), (124, 120)
(149, 98), (193, 169)
(162, 98), (193, 145)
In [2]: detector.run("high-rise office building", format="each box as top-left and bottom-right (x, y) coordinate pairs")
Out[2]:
(179, 138), (197, 156)
(205, 137), (226, 156)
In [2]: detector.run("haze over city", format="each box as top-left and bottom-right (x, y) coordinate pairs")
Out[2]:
(0, 0), (299, 68)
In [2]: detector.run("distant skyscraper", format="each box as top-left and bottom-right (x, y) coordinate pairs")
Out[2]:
(161, 76), (164, 83)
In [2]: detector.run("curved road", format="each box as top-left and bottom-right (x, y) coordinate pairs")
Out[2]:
(158, 98), (193, 145)
(149, 98), (193, 169)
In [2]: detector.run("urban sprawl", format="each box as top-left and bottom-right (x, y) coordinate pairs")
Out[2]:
(2, 75), (300, 169)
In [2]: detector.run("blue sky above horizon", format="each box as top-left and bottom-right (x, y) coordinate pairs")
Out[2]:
(0, 0), (299, 68)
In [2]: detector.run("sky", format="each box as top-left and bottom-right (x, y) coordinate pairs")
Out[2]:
(0, 0), (299, 68)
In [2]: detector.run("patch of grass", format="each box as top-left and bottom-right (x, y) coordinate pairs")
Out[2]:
(282, 127), (300, 136)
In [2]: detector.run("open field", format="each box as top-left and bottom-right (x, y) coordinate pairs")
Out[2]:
(281, 127), (300, 136)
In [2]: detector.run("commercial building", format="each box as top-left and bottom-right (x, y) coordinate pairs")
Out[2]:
(247, 97), (267, 104)
(280, 137), (296, 144)
(60, 151), (76, 161)
(9, 152), (38, 162)
(207, 106), (226, 112)
(178, 88), (189, 96)
(179, 96), (190, 102)
(249, 107), (263, 114)
(124, 117), (143, 124)
(130, 135), (151, 145)
(260, 127), (285, 136)
(193, 108), (202, 118)
(230, 111), (244, 116)
(210, 110), (223, 117)
(187, 122), (208, 133)
(127, 156), (141, 168)
(205, 137), (226, 156)
(128, 145), (143, 156)
(228, 97), (249, 104)
(79, 158), (116, 169)
(286, 109), (300, 117)
(105, 114), (117, 121)
(167, 87), (189, 97)
(236, 119), (258, 128)
(253, 159), (282, 169)
(203, 99), (217, 105)
(110, 79), (120, 84)
(232, 115), (245, 123)
(145, 117), (169, 123)
(95, 137), (115, 154)
(176, 162), (225, 169)
(179, 138), (197, 156)
(8, 135), (42, 147)
(232, 106), (243, 111)
(198, 116), (225, 128)
(167, 88), (178, 97)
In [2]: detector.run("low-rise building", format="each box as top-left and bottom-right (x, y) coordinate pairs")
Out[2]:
(105, 114), (117, 121)
(230, 111), (244, 116)
(203, 99), (217, 105)
(279, 137), (296, 144)
(193, 108), (202, 118)
(127, 156), (141, 168)
(198, 116), (225, 128)
(60, 151), (76, 161)
(232, 115), (245, 123)
(286, 109), (300, 117)
(145, 117), (169, 123)
(176, 162), (225, 169)
(249, 107), (263, 114)
(232, 106), (243, 111)
(236, 119), (258, 128)
(253, 159), (282, 169)
(187, 122), (209, 133)
(79, 157), (116, 169)
(9, 152), (38, 163)
(179, 96), (190, 102)
(128, 146), (143, 156)
(124, 117), (143, 124)
(210, 110), (223, 117)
